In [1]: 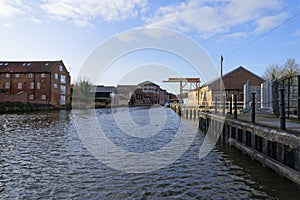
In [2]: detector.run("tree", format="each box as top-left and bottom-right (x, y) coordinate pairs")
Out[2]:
(263, 64), (282, 81)
(281, 58), (300, 77)
(263, 58), (300, 81)
(72, 79), (94, 108)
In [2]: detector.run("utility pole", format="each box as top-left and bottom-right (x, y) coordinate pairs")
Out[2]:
(220, 55), (225, 115)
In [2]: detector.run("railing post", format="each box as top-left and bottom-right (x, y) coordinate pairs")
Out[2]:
(279, 88), (286, 130)
(251, 92), (256, 123)
(234, 94), (237, 119)
(214, 97), (217, 114)
(229, 96), (232, 115)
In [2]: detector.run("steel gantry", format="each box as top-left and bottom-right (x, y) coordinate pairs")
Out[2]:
(163, 78), (200, 104)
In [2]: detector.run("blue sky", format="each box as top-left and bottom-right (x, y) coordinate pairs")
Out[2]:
(1, 0), (300, 89)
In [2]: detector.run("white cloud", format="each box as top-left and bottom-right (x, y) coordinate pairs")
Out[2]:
(253, 12), (288, 34)
(41, 0), (148, 27)
(292, 29), (300, 37)
(0, 1), (22, 17)
(145, 0), (285, 39)
(3, 23), (12, 28)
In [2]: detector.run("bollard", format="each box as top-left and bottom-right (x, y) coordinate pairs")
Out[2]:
(234, 94), (237, 119)
(279, 88), (286, 130)
(229, 96), (232, 115)
(215, 97), (217, 113)
(251, 92), (256, 123)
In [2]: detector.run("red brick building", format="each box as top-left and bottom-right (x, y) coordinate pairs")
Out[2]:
(0, 60), (71, 108)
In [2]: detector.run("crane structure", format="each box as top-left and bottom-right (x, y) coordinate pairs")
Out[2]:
(163, 78), (201, 104)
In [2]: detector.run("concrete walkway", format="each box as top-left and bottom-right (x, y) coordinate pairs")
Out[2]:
(235, 112), (300, 134)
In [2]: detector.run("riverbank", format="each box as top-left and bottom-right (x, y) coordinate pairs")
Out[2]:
(0, 102), (70, 114)
(171, 105), (300, 186)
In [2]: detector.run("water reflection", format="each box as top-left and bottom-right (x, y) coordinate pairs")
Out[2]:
(0, 108), (299, 199)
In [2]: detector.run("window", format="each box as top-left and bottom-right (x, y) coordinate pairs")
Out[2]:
(30, 82), (34, 89)
(18, 83), (22, 89)
(54, 83), (58, 89)
(15, 74), (20, 78)
(41, 95), (46, 100)
(37, 82), (41, 89)
(29, 95), (34, 100)
(60, 85), (66, 94)
(27, 63), (31, 66)
(54, 73), (58, 79)
(41, 73), (45, 78)
(5, 82), (10, 89)
(60, 95), (66, 105)
(4, 63), (8, 66)
(60, 75), (66, 84)
(0, 63), (3, 66)
(28, 73), (33, 78)
(45, 63), (49, 66)
(6, 73), (10, 78)
(59, 65), (63, 71)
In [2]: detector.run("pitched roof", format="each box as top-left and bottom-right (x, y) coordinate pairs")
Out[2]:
(0, 60), (64, 73)
(202, 66), (264, 89)
(91, 85), (115, 93)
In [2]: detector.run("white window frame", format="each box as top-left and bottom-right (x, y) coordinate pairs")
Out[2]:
(54, 83), (58, 89)
(18, 83), (22, 89)
(60, 85), (66, 94)
(28, 73), (33, 78)
(29, 95), (34, 100)
(60, 95), (66, 105)
(30, 82), (35, 89)
(59, 65), (63, 72)
(6, 73), (10, 78)
(15, 74), (20, 78)
(54, 73), (58, 79)
(37, 82), (41, 90)
(5, 82), (10, 89)
(60, 75), (66, 84)
(41, 73), (45, 78)
(41, 95), (46, 100)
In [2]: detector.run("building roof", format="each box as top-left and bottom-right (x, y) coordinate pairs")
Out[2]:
(202, 66), (265, 90)
(138, 81), (160, 87)
(91, 85), (115, 93)
(0, 60), (65, 73)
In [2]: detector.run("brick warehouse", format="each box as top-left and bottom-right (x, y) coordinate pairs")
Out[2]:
(0, 60), (71, 108)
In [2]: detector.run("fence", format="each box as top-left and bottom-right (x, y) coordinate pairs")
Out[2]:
(275, 75), (300, 119)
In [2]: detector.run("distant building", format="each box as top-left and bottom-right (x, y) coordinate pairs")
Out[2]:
(0, 60), (71, 107)
(188, 66), (265, 107)
(112, 81), (173, 106)
(91, 85), (115, 107)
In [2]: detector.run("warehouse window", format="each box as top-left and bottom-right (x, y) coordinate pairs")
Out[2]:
(5, 82), (10, 89)
(30, 82), (34, 89)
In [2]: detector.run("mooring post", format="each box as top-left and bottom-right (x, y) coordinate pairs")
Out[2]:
(279, 88), (286, 130)
(251, 92), (256, 123)
(214, 97), (217, 114)
(229, 96), (232, 115)
(234, 94), (237, 119)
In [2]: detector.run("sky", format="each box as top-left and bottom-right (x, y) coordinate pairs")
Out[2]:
(1, 0), (300, 93)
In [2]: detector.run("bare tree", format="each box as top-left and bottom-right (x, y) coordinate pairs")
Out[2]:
(263, 58), (300, 80)
(263, 64), (282, 80)
(72, 79), (94, 108)
(281, 58), (300, 77)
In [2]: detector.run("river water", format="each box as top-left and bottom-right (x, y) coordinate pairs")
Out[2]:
(0, 107), (299, 199)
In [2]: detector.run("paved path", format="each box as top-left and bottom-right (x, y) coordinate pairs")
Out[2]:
(235, 113), (300, 133)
